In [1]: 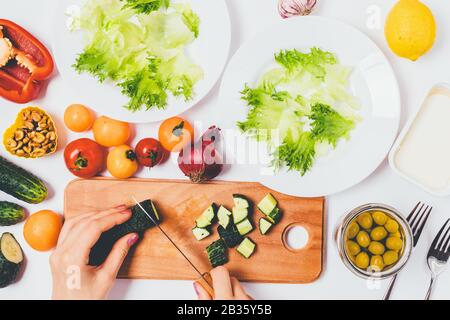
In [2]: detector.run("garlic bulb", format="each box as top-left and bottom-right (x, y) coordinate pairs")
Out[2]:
(278, 0), (317, 19)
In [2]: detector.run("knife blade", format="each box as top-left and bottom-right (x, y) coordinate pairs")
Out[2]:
(131, 196), (214, 298)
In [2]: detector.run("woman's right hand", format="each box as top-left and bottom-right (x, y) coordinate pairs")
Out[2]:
(194, 266), (253, 300)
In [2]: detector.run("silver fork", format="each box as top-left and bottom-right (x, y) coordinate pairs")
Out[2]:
(383, 202), (433, 300)
(425, 219), (450, 300)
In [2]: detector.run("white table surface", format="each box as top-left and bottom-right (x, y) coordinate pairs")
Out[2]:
(1, 0), (450, 300)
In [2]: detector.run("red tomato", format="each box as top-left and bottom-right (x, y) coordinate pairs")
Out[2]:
(64, 138), (105, 178)
(135, 138), (164, 168)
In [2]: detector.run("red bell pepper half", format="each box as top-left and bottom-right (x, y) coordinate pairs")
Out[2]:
(0, 19), (54, 103)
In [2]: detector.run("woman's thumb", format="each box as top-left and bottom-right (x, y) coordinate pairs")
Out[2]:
(100, 233), (139, 279)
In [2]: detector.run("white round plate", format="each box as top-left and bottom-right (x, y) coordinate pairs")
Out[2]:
(219, 16), (400, 197)
(52, 0), (231, 123)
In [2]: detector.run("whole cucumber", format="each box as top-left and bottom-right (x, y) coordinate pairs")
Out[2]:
(0, 201), (25, 226)
(0, 156), (48, 204)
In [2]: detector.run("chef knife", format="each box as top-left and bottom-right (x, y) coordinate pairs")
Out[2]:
(131, 196), (214, 298)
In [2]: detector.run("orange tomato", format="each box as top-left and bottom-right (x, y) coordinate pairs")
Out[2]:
(64, 104), (95, 132)
(23, 210), (62, 252)
(93, 116), (131, 147)
(158, 117), (194, 152)
(107, 145), (138, 179)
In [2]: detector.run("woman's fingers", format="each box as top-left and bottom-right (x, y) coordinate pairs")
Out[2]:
(64, 209), (132, 260)
(210, 266), (234, 299)
(99, 233), (139, 280)
(59, 205), (129, 245)
(194, 281), (212, 300)
(231, 277), (252, 300)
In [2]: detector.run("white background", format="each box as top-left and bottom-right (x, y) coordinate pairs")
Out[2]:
(1, 0), (450, 300)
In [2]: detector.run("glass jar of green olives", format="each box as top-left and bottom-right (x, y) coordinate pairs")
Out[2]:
(336, 204), (413, 280)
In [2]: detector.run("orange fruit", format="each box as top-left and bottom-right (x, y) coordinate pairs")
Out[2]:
(64, 104), (95, 132)
(24, 210), (62, 251)
(93, 116), (131, 147)
(158, 117), (194, 152)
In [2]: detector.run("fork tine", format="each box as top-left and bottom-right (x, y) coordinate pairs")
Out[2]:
(413, 206), (432, 239)
(437, 220), (450, 250)
(407, 202), (422, 224)
(430, 219), (449, 251)
(410, 204), (428, 231)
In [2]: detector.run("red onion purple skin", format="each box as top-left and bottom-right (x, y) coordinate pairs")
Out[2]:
(278, 0), (317, 19)
(178, 126), (224, 183)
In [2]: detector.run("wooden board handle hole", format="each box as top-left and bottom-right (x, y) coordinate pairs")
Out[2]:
(282, 224), (310, 252)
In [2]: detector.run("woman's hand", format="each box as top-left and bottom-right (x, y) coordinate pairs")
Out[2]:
(50, 205), (138, 300)
(194, 266), (253, 300)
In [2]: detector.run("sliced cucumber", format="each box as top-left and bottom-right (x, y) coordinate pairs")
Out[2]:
(202, 203), (217, 222)
(257, 193), (277, 215)
(259, 218), (273, 235)
(236, 218), (253, 236)
(196, 214), (212, 228)
(232, 194), (249, 209)
(236, 237), (256, 259)
(218, 224), (243, 248)
(206, 239), (228, 268)
(217, 206), (231, 228)
(266, 207), (282, 224)
(232, 207), (248, 224)
(192, 227), (210, 241)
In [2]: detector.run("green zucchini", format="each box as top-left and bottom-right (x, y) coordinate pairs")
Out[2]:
(218, 223), (243, 248)
(0, 232), (24, 288)
(266, 207), (282, 224)
(0, 156), (47, 204)
(259, 218), (273, 235)
(236, 237), (256, 259)
(206, 239), (228, 268)
(196, 214), (212, 228)
(217, 206), (231, 228)
(192, 227), (210, 241)
(195, 203), (217, 228)
(232, 207), (248, 224)
(236, 218), (253, 236)
(257, 193), (277, 215)
(233, 194), (250, 209)
(0, 201), (25, 226)
(89, 200), (161, 266)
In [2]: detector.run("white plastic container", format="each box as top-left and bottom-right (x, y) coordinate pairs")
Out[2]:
(389, 83), (450, 196)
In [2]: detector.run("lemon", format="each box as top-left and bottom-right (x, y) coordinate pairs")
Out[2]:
(385, 0), (436, 61)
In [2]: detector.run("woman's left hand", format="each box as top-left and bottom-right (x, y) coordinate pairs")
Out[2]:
(50, 205), (138, 300)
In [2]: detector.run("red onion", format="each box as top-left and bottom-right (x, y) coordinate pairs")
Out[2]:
(278, 0), (317, 19)
(178, 126), (223, 183)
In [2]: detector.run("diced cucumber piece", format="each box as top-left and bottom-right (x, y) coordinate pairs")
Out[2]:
(192, 227), (210, 241)
(217, 206), (231, 228)
(196, 214), (211, 228)
(257, 193), (277, 215)
(236, 237), (256, 259)
(206, 239), (228, 267)
(267, 207), (282, 224)
(236, 218), (253, 236)
(232, 207), (248, 224)
(218, 224), (243, 248)
(202, 203), (217, 222)
(259, 218), (273, 235)
(232, 194), (249, 209)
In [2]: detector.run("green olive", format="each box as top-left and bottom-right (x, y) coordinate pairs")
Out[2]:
(346, 240), (361, 256)
(372, 211), (388, 225)
(368, 241), (386, 255)
(357, 213), (373, 230)
(370, 255), (385, 271)
(385, 219), (399, 233)
(370, 226), (388, 241)
(390, 231), (402, 238)
(386, 236), (403, 251)
(383, 250), (399, 266)
(355, 252), (370, 269)
(347, 222), (360, 239)
(356, 231), (371, 248)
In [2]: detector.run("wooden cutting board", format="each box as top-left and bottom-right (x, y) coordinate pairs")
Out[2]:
(64, 178), (325, 283)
